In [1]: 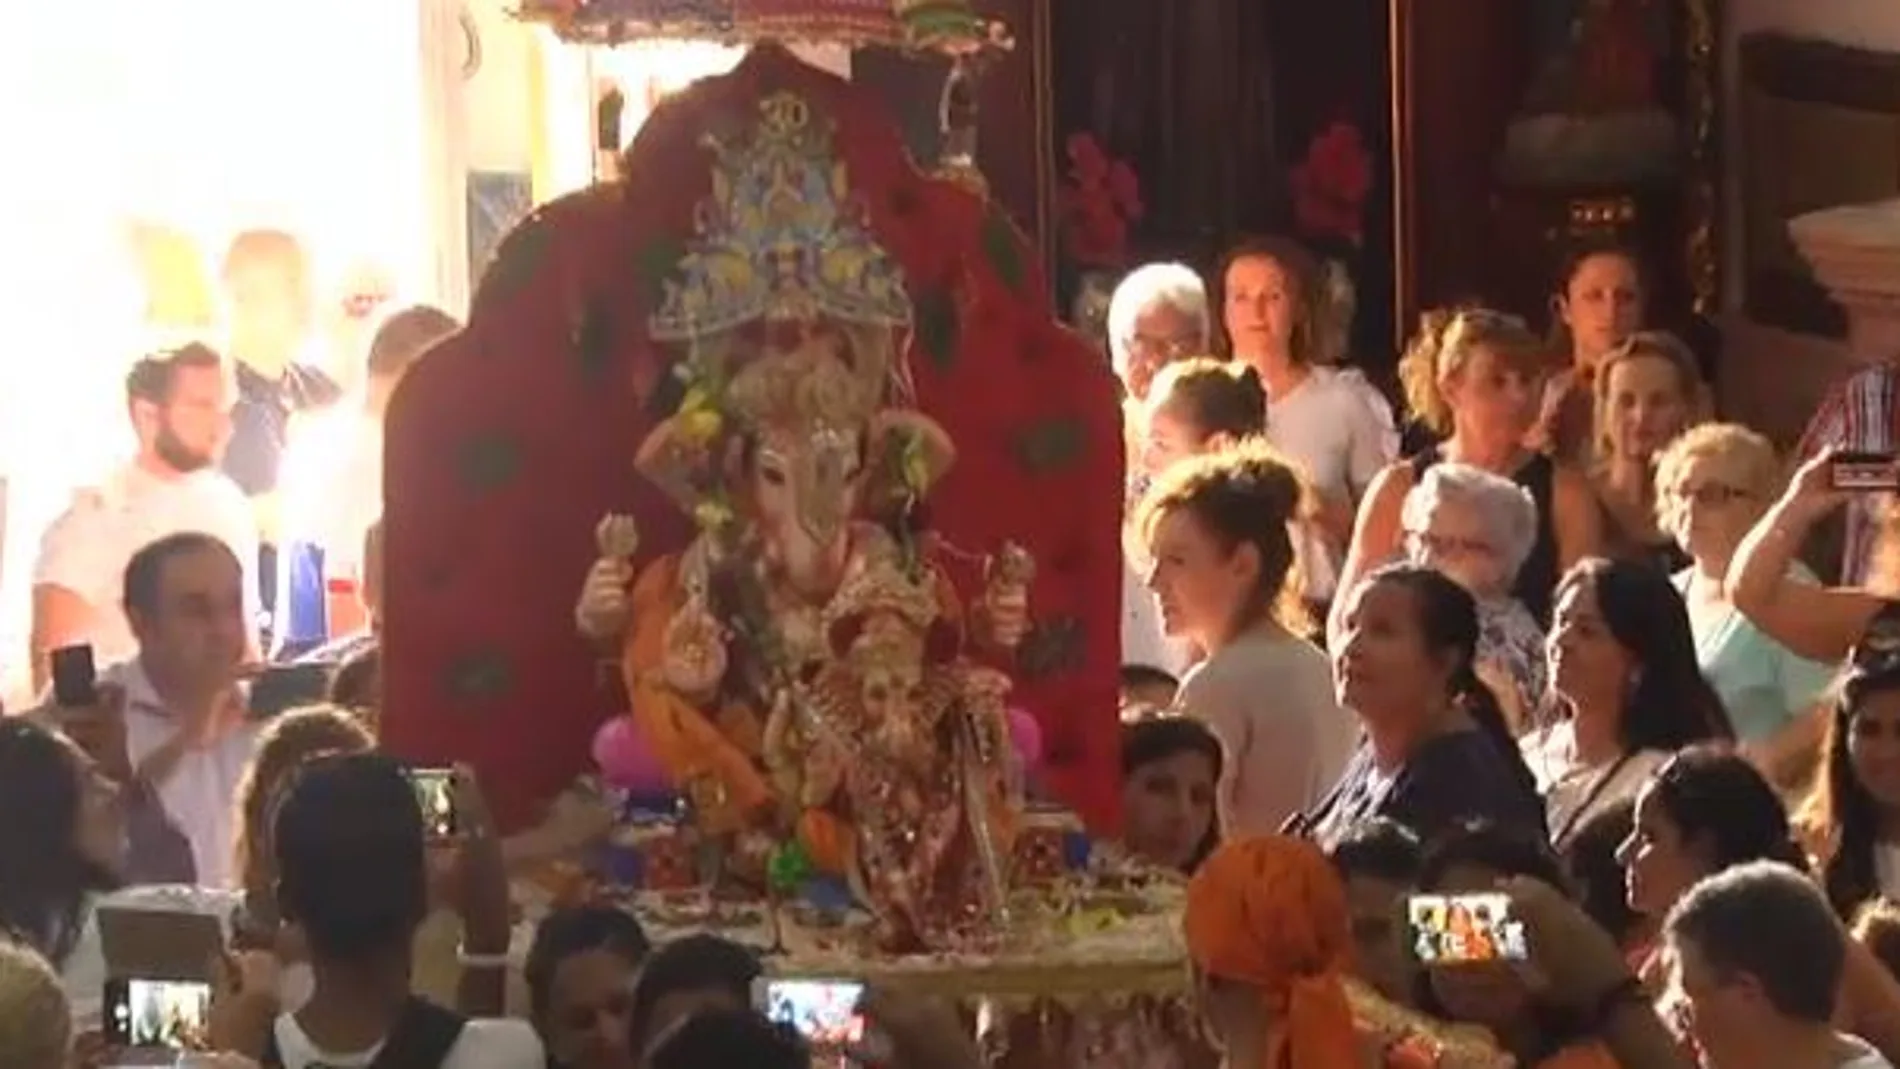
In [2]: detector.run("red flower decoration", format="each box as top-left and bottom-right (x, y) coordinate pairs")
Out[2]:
(1290, 120), (1373, 247)
(1058, 133), (1143, 269)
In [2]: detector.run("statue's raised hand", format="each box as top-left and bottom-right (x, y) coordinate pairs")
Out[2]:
(576, 512), (642, 641)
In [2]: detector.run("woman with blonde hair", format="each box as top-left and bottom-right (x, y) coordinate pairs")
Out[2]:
(1336, 307), (1599, 633)
(1654, 424), (1833, 786)
(1590, 332), (1708, 570)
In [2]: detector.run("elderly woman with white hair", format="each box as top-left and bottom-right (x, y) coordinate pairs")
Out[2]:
(1400, 463), (1549, 734)
(1106, 262), (1210, 404)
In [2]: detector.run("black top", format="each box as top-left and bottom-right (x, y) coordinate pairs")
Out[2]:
(223, 362), (343, 498)
(1410, 447), (1558, 626)
(1300, 729), (1548, 850)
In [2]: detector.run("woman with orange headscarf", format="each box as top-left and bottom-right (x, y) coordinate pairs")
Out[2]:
(1185, 836), (1512, 1069)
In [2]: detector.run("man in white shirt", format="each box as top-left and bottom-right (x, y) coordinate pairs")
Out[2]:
(54, 532), (259, 887)
(30, 344), (258, 690)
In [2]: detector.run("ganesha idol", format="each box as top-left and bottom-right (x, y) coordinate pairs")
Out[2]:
(572, 93), (1031, 951)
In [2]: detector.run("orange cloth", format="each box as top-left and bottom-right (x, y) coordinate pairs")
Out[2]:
(621, 554), (774, 833)
(1184, 836), (1360, 1069)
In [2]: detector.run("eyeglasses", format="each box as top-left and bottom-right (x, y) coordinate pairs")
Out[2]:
(1668, 482), (1752, 507)
(1403, 530), (1495, 560)
(1125, 334), (1200, 360)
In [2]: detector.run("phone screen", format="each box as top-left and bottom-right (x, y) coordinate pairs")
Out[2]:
(105, 977), (213, 1050)
(1406, 892), (1528, 965)
(408, 767), (460, 839)
(51, 644), (97, 707)
(247, 663), (333, 719)
(1831, 451), (1900, 492)
(754, 977), (866, 1046)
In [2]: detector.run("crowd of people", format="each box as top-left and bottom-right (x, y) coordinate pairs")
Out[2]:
(1110, 236), (1900, 1068)
(2, 213), (1899, 1069)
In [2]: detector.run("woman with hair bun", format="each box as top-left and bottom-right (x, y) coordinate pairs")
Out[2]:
(1303, 564), (1547, 849)
(1135, 439), (1359, 838)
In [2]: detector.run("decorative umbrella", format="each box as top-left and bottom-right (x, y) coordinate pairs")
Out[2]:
(514, 0), (1011, 185)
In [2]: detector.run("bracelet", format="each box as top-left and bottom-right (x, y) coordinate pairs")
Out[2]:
(456, 943), (512, 970)
(1585, 974), (1646, 1030)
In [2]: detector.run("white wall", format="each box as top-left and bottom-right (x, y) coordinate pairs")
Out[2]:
(466, 0), (538, 173)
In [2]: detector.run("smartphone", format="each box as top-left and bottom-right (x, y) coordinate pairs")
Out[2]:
(1831, 451), (1900, 492)
(1405, 892), (1528, 965)
(247, 663), (334, 719)
(407, 766), (460, 839)
(104, 977), (213, 1051)
(50, 644), (97, 707)
(753, 976), (866, 1047)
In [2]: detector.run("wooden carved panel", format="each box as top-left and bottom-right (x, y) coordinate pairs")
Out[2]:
(1739, 34), (1900, 338)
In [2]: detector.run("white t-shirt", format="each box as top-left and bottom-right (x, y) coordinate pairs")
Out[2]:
(32, 463), (260, 665)
(106, 658), (261, 888)
(1262, 367), (1398, 598)
(1174, 626), (1358, 837)
(270, 1012), (545, 1069)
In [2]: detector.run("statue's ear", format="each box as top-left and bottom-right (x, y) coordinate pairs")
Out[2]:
(867, 411), (956, 506)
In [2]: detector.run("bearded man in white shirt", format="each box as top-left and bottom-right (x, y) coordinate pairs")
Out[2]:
(30, 345), (258, 689)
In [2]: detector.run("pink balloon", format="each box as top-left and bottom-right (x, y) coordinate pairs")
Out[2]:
(592, 717), (672, 795)
(1006, 707), (1044, 770)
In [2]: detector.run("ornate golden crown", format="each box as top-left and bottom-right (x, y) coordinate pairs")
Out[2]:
(724, 330), (882, 436)
(649, 92), (912, 346)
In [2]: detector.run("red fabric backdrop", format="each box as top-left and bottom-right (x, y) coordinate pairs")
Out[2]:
(380, 45), (1123, 834)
